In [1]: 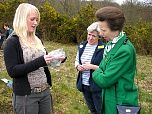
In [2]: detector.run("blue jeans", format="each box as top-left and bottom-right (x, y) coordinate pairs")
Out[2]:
(83, 85), (102, 114)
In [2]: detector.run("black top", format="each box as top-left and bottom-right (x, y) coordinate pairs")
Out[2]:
(4, 35), (52, 96)
(5, 28), (13, 39)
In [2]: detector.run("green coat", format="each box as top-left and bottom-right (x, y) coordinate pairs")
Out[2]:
(92, 35), (138, 114)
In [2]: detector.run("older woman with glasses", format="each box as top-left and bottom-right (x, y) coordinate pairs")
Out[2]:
(75, 22), (105, 114)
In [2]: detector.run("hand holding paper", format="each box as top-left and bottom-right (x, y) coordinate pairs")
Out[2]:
(48, 48), (66, 68)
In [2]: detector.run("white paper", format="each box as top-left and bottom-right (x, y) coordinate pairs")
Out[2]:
(1, 78), (9, 83)
(48, 48), (66, 68)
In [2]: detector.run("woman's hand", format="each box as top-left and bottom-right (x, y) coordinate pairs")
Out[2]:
(76, 65), (86, 71)
(58, 55), (66, 62)
(82, 63), (99, 70)
(44, 54), (54, 65)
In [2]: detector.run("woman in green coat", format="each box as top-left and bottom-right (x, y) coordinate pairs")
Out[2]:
(92, 6), (139, 114)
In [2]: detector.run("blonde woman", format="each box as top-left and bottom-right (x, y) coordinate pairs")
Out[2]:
(4, 3), (65, 114)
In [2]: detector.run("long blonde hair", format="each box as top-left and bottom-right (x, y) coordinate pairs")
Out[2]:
(13, 3), (44, 50)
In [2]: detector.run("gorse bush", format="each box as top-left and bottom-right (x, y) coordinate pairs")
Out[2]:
(39, 3), (96, 44)
(125, 22), (152, 55)
(72, 4), (97, 43)
(0, 0), (151, 55)
(0, 0), (24, 26)
(39, 1), (66, 41)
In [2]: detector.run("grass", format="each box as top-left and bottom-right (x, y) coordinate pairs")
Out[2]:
(136, 55), (152, 113)
(0, 41), (152, 114)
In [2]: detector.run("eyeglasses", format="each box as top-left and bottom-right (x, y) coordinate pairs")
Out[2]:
(87, 33), (98, 39)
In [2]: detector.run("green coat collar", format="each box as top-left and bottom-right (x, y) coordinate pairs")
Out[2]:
(108, 34), (128, 56)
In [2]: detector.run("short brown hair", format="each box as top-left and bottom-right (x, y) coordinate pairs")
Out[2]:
(95, 6), (125, 31)
(3, 23), (9, 27)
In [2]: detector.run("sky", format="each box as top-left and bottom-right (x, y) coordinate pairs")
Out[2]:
(114, 0), (145, 5)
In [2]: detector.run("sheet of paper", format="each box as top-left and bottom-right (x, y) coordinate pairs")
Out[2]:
(1, 78), (9, 83)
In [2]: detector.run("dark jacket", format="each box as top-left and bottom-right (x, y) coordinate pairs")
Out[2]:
(5, 28), (13, 39)
(76, 40), (105, 92)
(4, 35), (52, 96)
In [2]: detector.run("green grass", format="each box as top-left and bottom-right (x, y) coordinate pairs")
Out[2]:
(0, 41), (152, 114)
(136, 55), (152, 113)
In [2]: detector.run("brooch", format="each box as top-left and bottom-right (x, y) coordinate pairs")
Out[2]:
(98, 45), (104, 49)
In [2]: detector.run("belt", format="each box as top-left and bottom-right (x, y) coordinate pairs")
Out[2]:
(31, 83), (49, 93)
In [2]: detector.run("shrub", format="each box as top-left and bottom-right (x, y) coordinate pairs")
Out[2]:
(125, 22), (152, 55)
(73, 4), (97, 43)
(38, 1), (66, 41)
